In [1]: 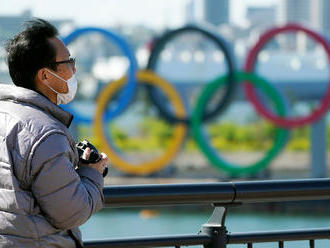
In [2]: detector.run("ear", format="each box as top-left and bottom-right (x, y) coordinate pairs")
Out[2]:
(36, 68), (49, 83)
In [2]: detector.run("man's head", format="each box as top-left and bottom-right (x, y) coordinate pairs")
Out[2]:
(6, 19), (58, 91)
(6, 18), (76, 104)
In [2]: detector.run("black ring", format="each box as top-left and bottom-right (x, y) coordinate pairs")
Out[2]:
(146, 24), (236, 124)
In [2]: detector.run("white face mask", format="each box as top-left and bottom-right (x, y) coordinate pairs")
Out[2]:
(45, 69), (78, 105)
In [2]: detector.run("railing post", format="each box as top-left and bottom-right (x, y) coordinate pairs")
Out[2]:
(278, 241), (284, 248)
(200, 206), (228, 248)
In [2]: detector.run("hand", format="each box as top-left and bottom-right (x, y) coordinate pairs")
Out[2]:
(79, 147), (109, 175)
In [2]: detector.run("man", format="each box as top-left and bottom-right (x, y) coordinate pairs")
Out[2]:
(0, 19), (108, 247)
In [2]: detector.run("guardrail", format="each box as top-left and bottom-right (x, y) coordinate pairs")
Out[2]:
(84, 178), (330, 247)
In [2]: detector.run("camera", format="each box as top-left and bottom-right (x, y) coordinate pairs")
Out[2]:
(76, 140), (108, 177)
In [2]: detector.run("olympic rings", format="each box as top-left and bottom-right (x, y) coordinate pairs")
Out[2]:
(243, 23), (330, 128)
(61, 27), (138, 123)
(146, 24), (236, 124)
(60, 23), (328, 176)
(192, 72), (289, 175)
(94, 70), (187, 175)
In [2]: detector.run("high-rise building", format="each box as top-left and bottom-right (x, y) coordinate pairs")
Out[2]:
(281, 0), (330, 36)
(320, 0), (330, 36)
(0, 10), (33, 43)
(0, 10), (73, 43)
(185, 0), (196, 24)
(284, 0), (311, 25)
(204, 0), (229, 26)
(246, 6), (277, 28)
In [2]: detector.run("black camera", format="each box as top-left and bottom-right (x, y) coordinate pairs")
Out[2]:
(76, 140), (108, 177)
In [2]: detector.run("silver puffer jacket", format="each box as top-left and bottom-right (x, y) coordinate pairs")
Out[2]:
(0, 84), (104, 247)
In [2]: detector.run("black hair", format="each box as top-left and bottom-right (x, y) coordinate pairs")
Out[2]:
(5, 18), (59, 91)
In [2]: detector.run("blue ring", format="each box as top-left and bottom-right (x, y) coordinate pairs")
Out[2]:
(60, 27), (137, 124)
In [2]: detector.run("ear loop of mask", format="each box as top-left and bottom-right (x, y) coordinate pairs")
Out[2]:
(44, 68), (67, 94)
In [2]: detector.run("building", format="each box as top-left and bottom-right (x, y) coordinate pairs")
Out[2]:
(283, 0), (311, 25)
(246, 6), (277, 28)
(0, 10), (73, 44)
(279, 0), (330, 49)
(203, 0), (229, 26)
(185, 0), (196, 24)
(280, 0), (330, 33)
(320, 0), (330, 37)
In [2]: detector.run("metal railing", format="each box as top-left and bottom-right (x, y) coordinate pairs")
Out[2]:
(84, 178), (330, 248)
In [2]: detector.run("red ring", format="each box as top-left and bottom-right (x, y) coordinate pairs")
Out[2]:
(243, 23), (330, 128)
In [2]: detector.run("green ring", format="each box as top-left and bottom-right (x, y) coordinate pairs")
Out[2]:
(191, 71), (289, 175)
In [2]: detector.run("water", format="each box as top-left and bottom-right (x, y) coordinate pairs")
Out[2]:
(81, 207), (330, 247)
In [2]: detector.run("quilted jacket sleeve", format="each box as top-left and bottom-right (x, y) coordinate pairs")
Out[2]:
(30, 132), (104, 230)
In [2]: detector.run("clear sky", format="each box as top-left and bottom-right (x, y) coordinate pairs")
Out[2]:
(0, 0), (278, 29)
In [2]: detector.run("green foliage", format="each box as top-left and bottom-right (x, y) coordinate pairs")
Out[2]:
(76, 119), (320, 152)
(286, 138), (309, 151)
(207, 121), (276, 151)
(109, 117), (175, 151)
(286, 126), (310, 151)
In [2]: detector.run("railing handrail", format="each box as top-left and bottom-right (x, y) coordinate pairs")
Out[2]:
(104, 178), (330, 207)
(84, 234), (211, 248)
(83, 228), (330, 247)
(227, 227), (330, 244)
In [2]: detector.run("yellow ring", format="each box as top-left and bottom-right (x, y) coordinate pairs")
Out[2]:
(94, 70), (187, 175)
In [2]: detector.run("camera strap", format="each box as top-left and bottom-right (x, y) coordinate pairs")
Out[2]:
(68, 229), (84, 248)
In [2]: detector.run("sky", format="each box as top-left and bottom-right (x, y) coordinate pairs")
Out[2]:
(0, 0), (278, 29)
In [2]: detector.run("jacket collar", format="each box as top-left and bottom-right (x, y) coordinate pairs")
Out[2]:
(0, 84), (73, 128)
